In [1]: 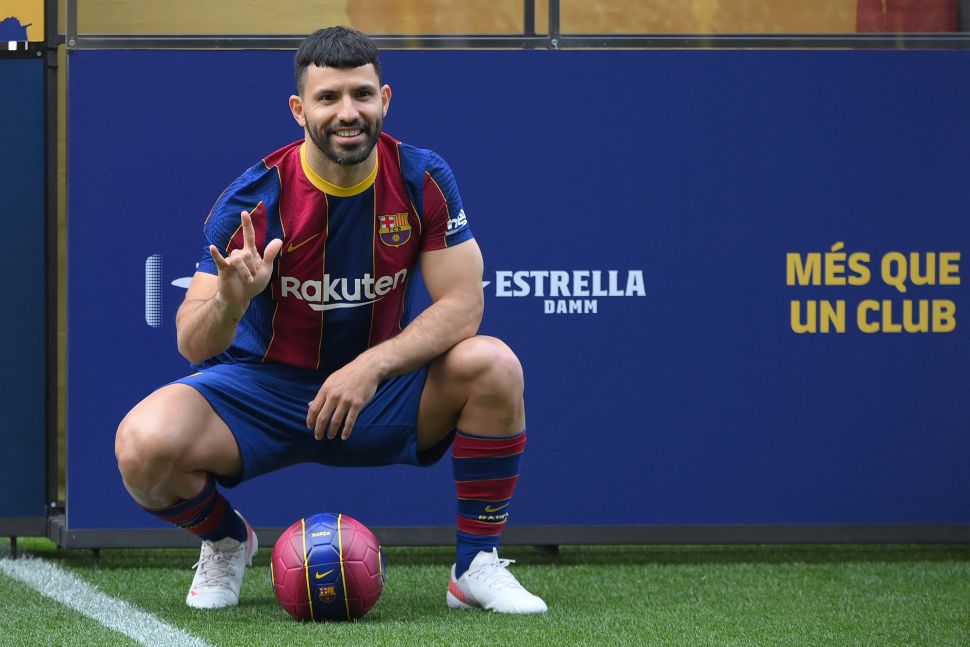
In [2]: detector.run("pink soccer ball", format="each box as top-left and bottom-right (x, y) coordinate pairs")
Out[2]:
(270, 512), (386, 621)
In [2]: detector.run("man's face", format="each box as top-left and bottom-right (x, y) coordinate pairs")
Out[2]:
(295, 63), (390, 166)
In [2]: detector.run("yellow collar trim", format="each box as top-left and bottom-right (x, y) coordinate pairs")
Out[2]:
(300, 143), (378, 197)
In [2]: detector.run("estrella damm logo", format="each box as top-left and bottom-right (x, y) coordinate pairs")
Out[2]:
(378, 212), (412, 247)
(318, 585), (337, 603)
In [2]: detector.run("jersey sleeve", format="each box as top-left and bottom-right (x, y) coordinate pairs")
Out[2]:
(197, 163), (274, 275)
(419, 152), (474, 253)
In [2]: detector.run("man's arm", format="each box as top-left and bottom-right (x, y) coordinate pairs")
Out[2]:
(306, 238), (485, 440)
(364, 238), (485, 378)
(176, 210), (282, 364)
(176, 273), (244, 364)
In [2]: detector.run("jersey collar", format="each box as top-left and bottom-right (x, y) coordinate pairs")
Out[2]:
(300, 143), (378, 197)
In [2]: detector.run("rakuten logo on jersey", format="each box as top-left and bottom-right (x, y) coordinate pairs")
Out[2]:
(446, 209), (468, 234)
(493, 269), (645, 314)
(280, 269), (408, 311)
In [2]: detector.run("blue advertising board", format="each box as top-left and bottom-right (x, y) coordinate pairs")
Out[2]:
(67, 49), (969, 538)
(0, 57), (46, 531)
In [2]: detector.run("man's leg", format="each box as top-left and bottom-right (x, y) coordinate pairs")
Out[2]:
(115, 383), (256, 608)
(417, 336), (547, 614)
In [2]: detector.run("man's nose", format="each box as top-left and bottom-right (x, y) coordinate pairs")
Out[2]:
(336, 95), (359, 123)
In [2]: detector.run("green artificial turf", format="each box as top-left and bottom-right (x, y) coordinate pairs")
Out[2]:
(1, 539), (967, 646)
(0, 553), (140, 647)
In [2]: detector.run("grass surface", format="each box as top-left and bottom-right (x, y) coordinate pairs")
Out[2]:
(1, 539), (968, 646)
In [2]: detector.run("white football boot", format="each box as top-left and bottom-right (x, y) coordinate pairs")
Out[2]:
(447, 548), (548, 614)
(185, 512), (257, 609)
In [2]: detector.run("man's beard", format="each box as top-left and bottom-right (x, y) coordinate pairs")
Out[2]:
(307, 116), (383, 166)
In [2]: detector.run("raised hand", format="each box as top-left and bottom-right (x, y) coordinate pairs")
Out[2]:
(209, 210), (283, 308)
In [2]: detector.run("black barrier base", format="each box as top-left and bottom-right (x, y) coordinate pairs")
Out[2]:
(1, 517), (48, 537)
(47, 516), (970, 549)
(1, 517), (48, 559)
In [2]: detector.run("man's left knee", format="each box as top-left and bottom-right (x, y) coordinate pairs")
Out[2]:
(450, 336), (524, 400)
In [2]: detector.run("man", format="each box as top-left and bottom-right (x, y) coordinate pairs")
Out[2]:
(114, 26), (546, 615)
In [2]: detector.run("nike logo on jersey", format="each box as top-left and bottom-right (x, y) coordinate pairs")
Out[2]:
(315, 569), (334, 580)
(286, 233), (320, 253)
(483, 503), (510, 513)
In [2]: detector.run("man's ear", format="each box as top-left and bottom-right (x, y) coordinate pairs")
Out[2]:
(289, 95), (306, 127)
(381, 84), (392, 118)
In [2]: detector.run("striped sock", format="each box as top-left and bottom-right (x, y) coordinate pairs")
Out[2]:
(452, 429), (526, 578)
(143, 474), (246, 543)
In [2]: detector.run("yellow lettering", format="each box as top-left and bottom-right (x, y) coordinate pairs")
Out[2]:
(787, 253), (821, 286)
(790, 300), (816, 333)
(824, 242), (847, 286)
(857, 300), (879, 333)
(819, 300), (846, 333)
(902, 299), (929, 333)
(881, 252), (908, 294)
(880, 300), (902, 333)
(791, 300), (845, 333)
(933, 300), (957, 332)
(908, 252), (936, 287)
(848, 252), (871, 285)
(939, 252), (961, 286)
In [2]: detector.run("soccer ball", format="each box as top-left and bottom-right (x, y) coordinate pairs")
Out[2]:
(270, 512), (386, 621)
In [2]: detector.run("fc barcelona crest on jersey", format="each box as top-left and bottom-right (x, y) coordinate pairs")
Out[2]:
(378, 212), (412, 247)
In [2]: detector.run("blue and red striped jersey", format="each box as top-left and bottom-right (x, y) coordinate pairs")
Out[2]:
(195, 132), (474, 375)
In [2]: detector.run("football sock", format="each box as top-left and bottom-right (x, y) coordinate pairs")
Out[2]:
(144, 473), (247, 543)
(452, 429), (526, 578)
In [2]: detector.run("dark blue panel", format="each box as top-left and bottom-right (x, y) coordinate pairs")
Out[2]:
(68, 50), (970, 530)
(0, 58), (46, 518)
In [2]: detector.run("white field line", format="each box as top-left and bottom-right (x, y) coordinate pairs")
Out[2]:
(0, 554), (213, 647)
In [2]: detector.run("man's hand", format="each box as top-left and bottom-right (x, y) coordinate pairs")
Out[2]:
(305, 240), (484, 442)
(176, 210), (283, 364)
(208, 210), (283, 309)
(306, 354), (383, 441)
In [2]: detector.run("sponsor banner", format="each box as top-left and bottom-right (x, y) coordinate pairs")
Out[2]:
(492, 269), (645, 314)
(68, 50), (970, 530)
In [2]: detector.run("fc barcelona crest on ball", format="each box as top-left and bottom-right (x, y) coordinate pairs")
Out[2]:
(378, 212), (412, 247)
(318, 585), (337, 603)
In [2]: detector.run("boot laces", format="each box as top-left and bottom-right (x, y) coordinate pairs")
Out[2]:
(191, 541), (242, 587)
(469, 549), (522, 591)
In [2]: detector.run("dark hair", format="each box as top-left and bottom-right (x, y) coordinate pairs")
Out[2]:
(294, 26), (382, 95)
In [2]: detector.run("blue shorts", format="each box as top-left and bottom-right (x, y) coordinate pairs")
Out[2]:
(173, 362), (454, 487)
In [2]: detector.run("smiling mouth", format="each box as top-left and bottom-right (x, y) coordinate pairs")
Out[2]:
(332, 127), (364, 138)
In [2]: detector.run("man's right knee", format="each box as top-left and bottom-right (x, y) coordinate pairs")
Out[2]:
(115, 408), (180, 490)
(114, 384), (229, 506)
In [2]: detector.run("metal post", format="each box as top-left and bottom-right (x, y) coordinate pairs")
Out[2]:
(548, 0), (560, 49)
(524, 0), (535, 36)
(46, 0), (60, 525)
(66, 0), (77, 49)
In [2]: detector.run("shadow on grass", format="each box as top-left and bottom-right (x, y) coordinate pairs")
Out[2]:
(551, 543), (970, 566)
(382, 543), (970, 567)
(3, 537), (969, 570)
